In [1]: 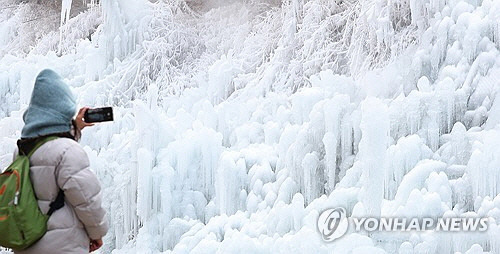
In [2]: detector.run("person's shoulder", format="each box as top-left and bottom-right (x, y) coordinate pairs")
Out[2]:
(47, 137), (81, 151)
(28, 137), (86, 167)
(48, 138), (89, 167)
(42, 137), (85, 159)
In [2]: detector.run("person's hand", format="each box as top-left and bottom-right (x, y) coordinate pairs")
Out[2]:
(89, 238), (103, 252)
(75, 107), (94, 131)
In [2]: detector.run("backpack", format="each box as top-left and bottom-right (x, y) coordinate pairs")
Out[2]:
(0, 136), (65, 250)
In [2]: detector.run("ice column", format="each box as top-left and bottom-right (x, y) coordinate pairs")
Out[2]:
(60, 0), (72, 26)
(359, 97), (389, 216)
(467, 131), (500, 199)
(302, 152), (321, 204)
(216, 153), (248, 215)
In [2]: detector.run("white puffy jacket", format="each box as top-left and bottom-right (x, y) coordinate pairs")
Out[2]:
(13, 137), (108, 254)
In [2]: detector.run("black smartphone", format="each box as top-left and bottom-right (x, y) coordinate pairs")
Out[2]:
(84, 107), (114, 123)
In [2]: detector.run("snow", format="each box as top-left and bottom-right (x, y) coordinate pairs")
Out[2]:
(2, 0), (500, 253)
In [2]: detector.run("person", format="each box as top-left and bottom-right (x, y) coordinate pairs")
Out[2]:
(13, 69), (108, 253)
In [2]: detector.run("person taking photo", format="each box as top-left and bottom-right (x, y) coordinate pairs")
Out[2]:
(12, 69), (108, 253)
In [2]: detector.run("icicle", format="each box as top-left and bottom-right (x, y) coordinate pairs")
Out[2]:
(427, 107), (441, 151)
(467, 131), (500, 199)
(137, 148), (153, 222)
(429, 0), (445, 15)
(409, 0), (427, 29)
(339, 112), (354, 180)
(216, 154), (248, 215)
(301, 152), (320, 204)
(406, 93), (421, 135)
(60, 0), (72, 26)
(384, 135), (433, 199)
(493, 22), (500, 49)
(323, 98), (341, 192)
(159, 163), (174, 224)
(322, 132), (337, 193)
(359, 97), (390, 217)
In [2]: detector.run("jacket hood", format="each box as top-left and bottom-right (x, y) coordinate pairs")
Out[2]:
(21, 69), (77, 138)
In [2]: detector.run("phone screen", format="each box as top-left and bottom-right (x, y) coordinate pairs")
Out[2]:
(84, 107), (114, 123)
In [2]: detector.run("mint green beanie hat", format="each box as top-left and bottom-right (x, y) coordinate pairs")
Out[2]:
(21, 69), (77, 138)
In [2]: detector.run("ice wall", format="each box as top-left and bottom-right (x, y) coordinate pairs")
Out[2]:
(1, 0), (500, 253)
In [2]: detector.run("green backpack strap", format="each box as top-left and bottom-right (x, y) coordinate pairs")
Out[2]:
(25, 136), (59, 158)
